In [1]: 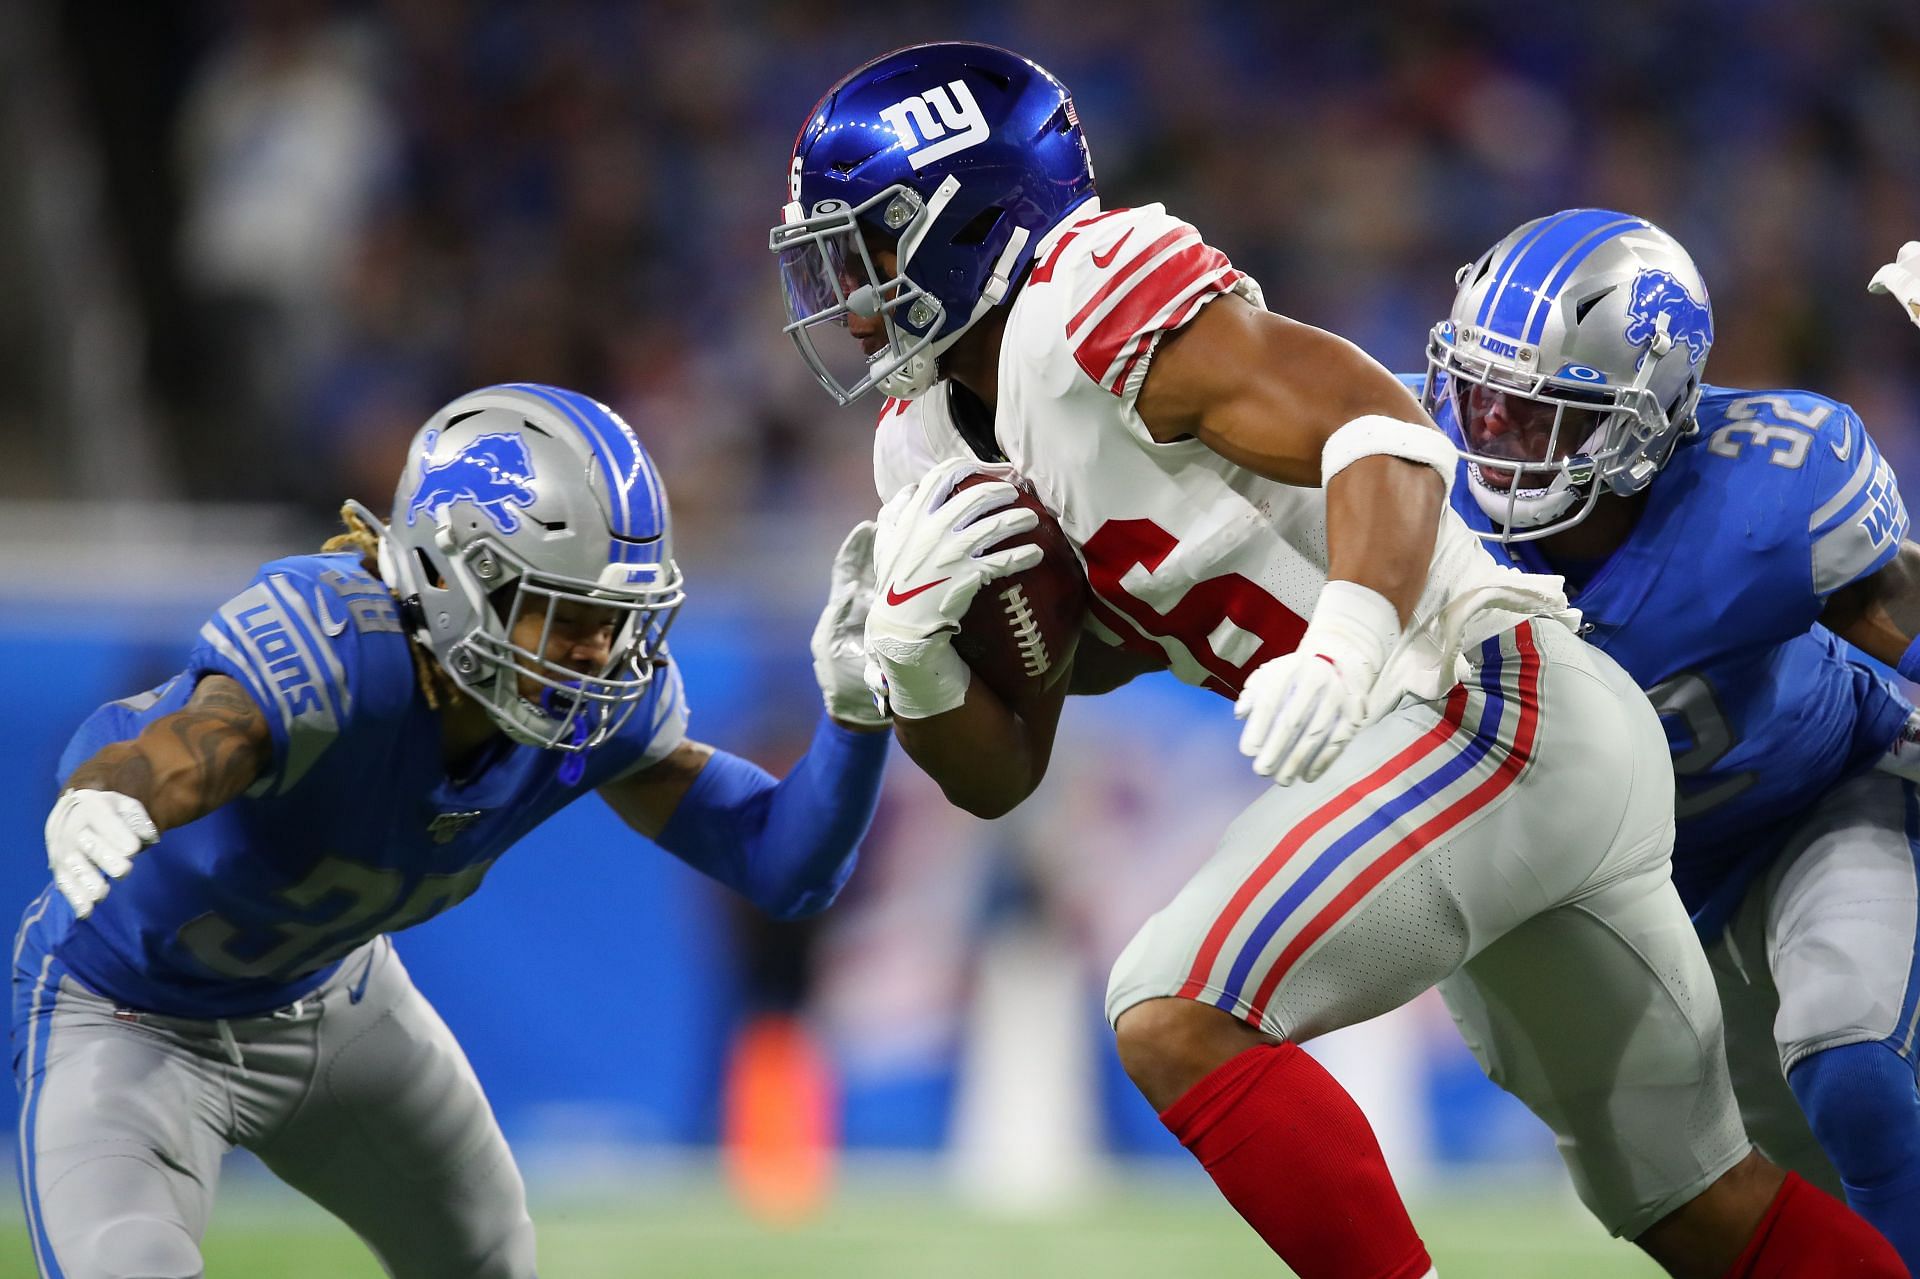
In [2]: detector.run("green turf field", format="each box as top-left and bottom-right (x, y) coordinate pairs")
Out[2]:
(1, 1170), (1667, 1277)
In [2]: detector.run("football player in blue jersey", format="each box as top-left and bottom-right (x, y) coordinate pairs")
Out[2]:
(13, 383), (896, 1279)
(1421, 212), (1920, 1269)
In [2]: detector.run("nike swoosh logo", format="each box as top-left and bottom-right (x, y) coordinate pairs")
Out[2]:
(1091, 230), (1133, 269)
(315, 592), (349, 637)
(346, 953), (375, 1005)
(886, 578), (949, 606)
(1829, 422), (1853, 461)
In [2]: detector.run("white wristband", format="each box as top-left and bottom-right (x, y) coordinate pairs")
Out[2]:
(1322, 415), (1457, 495)
(1301, 579), (1401, 683)
(875, 637), (974, 720)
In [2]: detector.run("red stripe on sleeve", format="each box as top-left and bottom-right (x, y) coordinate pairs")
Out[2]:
(1074, 244), (1236, 391)
(1109, 268), (1245, 393)
(1065, 228), (1198, 338)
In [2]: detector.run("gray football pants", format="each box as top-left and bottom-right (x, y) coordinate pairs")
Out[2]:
(1706, 769), (1920, 1198)
(15, 936), (535, 1278)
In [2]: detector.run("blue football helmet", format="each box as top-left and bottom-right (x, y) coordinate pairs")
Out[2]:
(1425, 209), (1714, 542)
(771, 42), (1097, 404)
(350, 383), (684, 752)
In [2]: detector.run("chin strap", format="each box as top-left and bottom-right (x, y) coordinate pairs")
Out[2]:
(537, 684), (595, 785)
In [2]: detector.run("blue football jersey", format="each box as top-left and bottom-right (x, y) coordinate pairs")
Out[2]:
(1426, 378), (1914, 935)
(22, 552), (687, 1017)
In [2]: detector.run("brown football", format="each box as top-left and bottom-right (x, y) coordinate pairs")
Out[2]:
(947, 470), (1087, 708)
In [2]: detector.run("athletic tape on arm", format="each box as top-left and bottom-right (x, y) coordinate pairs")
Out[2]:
(1322, 415), (1457, 495)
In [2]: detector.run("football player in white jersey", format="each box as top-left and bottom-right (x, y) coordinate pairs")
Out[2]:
(770, 42), (1904, 1279)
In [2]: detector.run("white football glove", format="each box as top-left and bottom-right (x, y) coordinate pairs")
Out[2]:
(1869, 242), (1920, 332)
(811, 520), (889, 729)
(1236, 580), (1400, 785)
(865, 457), (1043, 719)
(46, 789), (160, 918)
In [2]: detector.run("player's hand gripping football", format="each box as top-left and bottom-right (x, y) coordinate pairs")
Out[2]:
(865, 457), (1043, 719)
(1236, 580), (1400, 785)
(46, 788), (160, 918)
(1870, 242), (1920, 332)
(811, 520), (890, 729)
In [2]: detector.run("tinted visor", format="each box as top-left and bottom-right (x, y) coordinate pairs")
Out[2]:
(776, 227), (872, 327)
(1452, 382), (1604, 492)
(771, 193), (938, 405)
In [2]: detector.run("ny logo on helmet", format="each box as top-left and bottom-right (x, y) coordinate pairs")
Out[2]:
(879, 80), (989, 170)
(1623, 269), (1713, 366)
(406, 429), (538, 535)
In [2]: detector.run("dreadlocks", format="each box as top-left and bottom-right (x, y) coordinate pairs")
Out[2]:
(320, 504), (463, 711)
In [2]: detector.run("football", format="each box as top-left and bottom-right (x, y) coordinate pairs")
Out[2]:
(947, 470), (1087, 708)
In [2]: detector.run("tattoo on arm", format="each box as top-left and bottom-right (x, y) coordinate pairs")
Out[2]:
(64, 676), (272, 833)
(64, 746), (156, 801)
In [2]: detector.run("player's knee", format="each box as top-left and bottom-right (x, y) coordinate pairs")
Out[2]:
(89, 1212), (203, 1278)
(1114, 996), (1273, 1112)
(1789, 1040), (1920, 1186)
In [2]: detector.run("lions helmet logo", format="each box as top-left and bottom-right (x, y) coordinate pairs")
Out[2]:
(406, 429), (538, 534)
(1623, 269), (1713, 366)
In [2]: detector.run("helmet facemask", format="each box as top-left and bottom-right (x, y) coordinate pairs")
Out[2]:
(1426, 334), (1684, 543)
(773, 185), (947, 404)
(451, 535), (683, 753)
(772, 177), (1031, 404)
(370, 502), (683, 753)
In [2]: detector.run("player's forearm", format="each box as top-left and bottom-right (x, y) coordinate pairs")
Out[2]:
(893, 678), (1057, 819)
(653, 715), (890, 920)
(1324, 455), (1444, 626)
(1824, 540), (1920, 669)
(65, 687), (269, 831)
(66, 742), (241, 834)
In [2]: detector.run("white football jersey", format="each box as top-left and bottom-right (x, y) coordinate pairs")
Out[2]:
(875, 199), (1535, 701)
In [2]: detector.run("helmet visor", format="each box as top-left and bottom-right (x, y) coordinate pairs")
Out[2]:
(770, 189), (942, 404)
(1451, 382), (1605, 494)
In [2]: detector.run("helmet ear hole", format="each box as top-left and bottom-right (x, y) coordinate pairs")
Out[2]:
(1572, 285), (1618, 324)
(952, 206), (1004, 247)
(414, 547), (445, 591)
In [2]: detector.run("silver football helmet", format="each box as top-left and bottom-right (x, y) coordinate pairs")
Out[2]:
(1424, 209), (1714, 542)
(352, 383), (684, 752)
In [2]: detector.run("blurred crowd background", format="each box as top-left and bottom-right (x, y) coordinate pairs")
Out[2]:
(4, 0), (1920, 1240)
(7, 0), (1920, 519)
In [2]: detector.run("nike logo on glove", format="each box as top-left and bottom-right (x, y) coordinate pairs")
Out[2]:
(1091, 230), (1133, 269)
(886, 578), (949, 605)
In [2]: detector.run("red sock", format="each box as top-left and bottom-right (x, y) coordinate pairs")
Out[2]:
(1159, 1042), (1432, 1279)
(1720, 1172), (1906, 1278)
